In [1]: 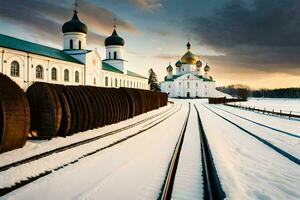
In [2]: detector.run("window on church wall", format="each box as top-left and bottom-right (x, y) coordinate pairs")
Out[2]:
(94, 78), (96, 85)
(111, 78), (113, 87)
(109, 52), (111, 59)
(130, 81), (132, 88)
(169, 85), (171, 89)
(123, 80), (125, 87)
(187, 82), (190, 89)
(114, 52), (117, 59)
(120, 79), (122, 87)
(179, 82), (181, 87)
(187, 75), (189, 79)
(196, 83), (198, 87)
(70, 40), (73, 49)
(127, 80), (129, 87)
(75, 71), (80, 83)
(105, 77), (108, 86)
(36, 65), (43, 79)
(64, 69), (69, 82)
(10, 61), (20, 77)
(205, 85), (207, 88)
(115, 78), (118, 87)
(79, 41), (82, 50)
(51, 68), (57, 81)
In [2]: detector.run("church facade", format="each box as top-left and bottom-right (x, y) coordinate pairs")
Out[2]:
(0, 8), (148, 91)
(160, 41), (219, 98)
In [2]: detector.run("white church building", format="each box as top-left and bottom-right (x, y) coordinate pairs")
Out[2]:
(161, 41), (221, 98)
(0, 7), (148, 91)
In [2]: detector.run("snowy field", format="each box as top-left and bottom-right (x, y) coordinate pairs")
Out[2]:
(0, 98), (299, 200)
(229, 98), (300, 114)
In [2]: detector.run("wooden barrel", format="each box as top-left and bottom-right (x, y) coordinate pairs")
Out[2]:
(68, 86), (84, 133)
(54, 85), (71, 137)
(119, 88), (134, 118)
(0, 74), (30, 153)
(103, 88), (117, 124)
(76, 86), (93, 131)
(61, 86), (77, 135)
(26, 82), (61, 139)
(95, 88), (110, 126)
(92, 87), (106, 127)
(83, 86), (100, 129)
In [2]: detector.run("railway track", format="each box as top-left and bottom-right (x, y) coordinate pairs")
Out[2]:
(211, 105), (300, 139)
(0, 104), (175, 172)
(159, 103), (225, 200)
(0, 104), (182, 197)
(203, 104), (300, 166)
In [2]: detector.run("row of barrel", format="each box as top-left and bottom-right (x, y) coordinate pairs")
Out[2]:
(0, 74), (168, 153)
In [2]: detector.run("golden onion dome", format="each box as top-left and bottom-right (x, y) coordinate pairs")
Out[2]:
(180, 42), (198, 64)
(181, 51), (198, 64)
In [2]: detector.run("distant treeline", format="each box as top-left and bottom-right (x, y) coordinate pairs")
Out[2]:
(251, 88), (300, 98)
(217, 85), (300, 99)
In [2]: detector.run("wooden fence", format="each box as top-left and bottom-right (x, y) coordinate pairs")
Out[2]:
(225, 103), (300, 119)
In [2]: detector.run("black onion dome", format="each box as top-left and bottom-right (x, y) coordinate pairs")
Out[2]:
(62, 11), (88, 34)
(105, 29), (125, 46)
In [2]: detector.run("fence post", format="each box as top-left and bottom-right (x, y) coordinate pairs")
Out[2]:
(280, 110), (282, 117)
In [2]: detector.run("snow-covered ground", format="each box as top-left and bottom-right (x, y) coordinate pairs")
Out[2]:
(1, 98), (299, 200)
(229, 98), (300, 114)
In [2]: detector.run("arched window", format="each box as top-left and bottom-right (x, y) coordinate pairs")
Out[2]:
(64, 69), (69, 82)
(70, 40), (73, 49)
(120, 79), (122, 87)
(105, 77), (109, 86)
(94, 78), (96, 85)
(187, 75), (189, 79)
(127, 80), (129, 87)
(75, 71), (80, 83)
(114, 51), (117, 59)
(10, 61), (20, 77)
(196, 83), (198, 87)
(51, 68), (57, 81)
(130, 81), (132, 88)
(36, 65), (43, 79)
(123, 80), (125, 87)
(187, 82), (190, 89)
(115, 78), (118, 87)
(109, 52), (111, 59)
(79, 41), (82, 50)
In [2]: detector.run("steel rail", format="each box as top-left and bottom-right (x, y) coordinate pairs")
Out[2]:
(0, 105), (175, 172)
(159, 103), (191, 200)
(194, 104), (226, 200)
(0, 104), (182, 197)
(203, 104), (300, 165)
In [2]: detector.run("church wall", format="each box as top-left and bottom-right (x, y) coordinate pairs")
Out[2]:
(84, 51), (101, 86)
(102, 70), (148, 89)
(63, 32), (87, 50)
(161, 78), (216, 98)
(0, 47), (84, 91)
(106, 46), (124, 60)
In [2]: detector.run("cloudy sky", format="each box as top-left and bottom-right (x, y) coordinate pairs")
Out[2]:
(0, 0), (299, 89)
